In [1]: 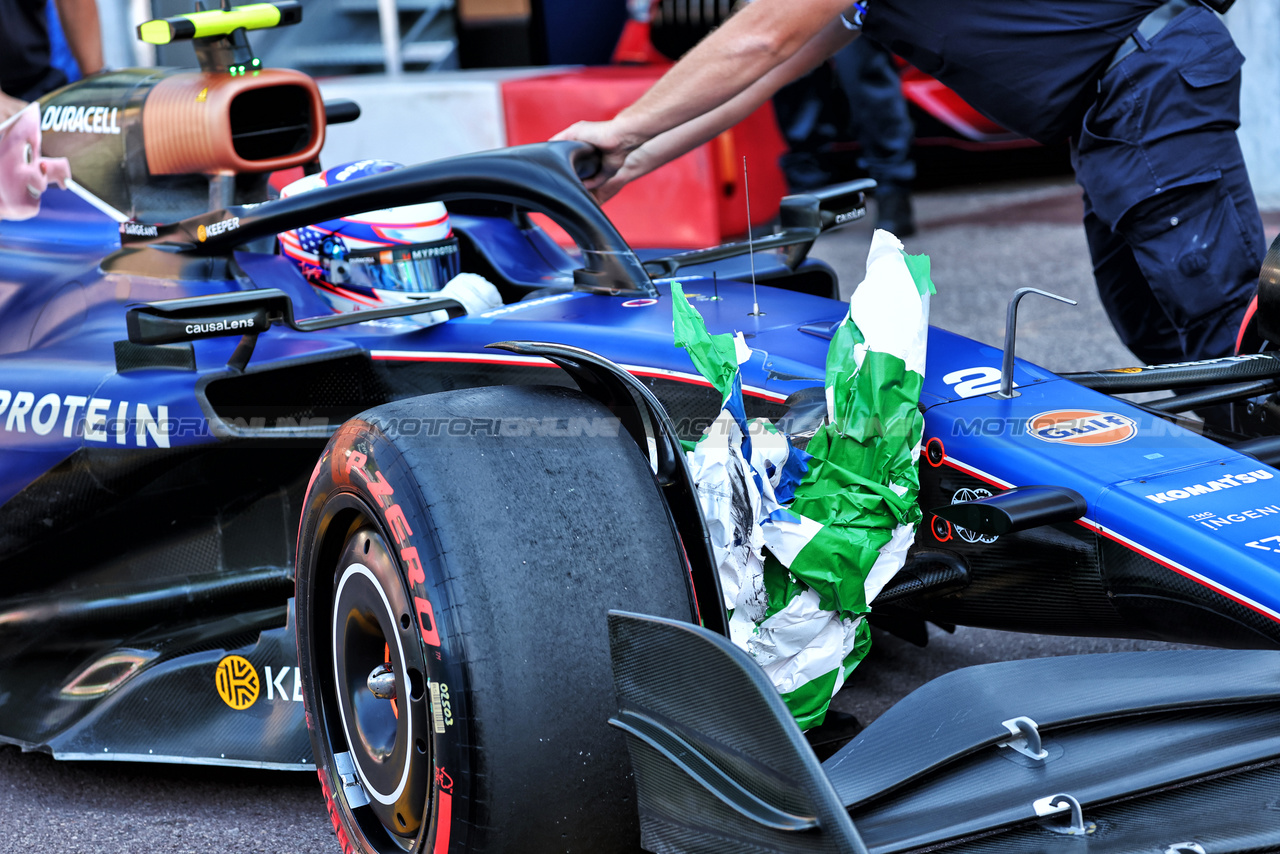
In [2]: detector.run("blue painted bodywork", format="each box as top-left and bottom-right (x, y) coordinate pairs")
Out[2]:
(6, 183), (1280, 633)
(5, 154), (1280, 769)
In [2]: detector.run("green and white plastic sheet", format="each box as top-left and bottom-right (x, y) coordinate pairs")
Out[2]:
(676, 230), (934, 728)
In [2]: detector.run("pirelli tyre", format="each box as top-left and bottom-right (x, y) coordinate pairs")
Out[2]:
(295, 385), (698, 854)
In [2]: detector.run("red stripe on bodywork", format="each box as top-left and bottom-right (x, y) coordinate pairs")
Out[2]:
(368, 354), (787, 401)
(1083, 520), (1280, 625)
(940, 456), (1280, 625)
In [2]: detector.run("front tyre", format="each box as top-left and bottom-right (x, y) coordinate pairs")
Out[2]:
(296, 386), (698, 854)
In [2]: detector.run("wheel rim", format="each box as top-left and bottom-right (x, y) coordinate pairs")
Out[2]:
(330, 525), (431, 850)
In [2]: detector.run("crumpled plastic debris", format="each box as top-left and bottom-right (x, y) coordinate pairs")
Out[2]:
(674, 229), (934, 728)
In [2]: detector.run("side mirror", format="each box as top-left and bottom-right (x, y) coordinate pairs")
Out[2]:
(776, 178), (874, 268)
(123, 288), (464, 371)
(642, 178), (874, 278)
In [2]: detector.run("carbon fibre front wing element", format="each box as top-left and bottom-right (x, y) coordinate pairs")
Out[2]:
(608, 610), (1280, 854)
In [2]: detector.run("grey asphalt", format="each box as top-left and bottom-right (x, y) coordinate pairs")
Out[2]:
(0, 177), (1261, 853)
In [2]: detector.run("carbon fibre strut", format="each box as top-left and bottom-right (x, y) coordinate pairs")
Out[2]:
(487, 340), (729, 638)
(1063, 352), (1280, 393)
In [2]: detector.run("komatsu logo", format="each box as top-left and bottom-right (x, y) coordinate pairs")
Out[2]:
(41, 104), (121, 135)
(0, 390), (169, 448)
(1145, 470), (1275, 504)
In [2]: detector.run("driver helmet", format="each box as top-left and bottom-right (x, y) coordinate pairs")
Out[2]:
(278, 160), (462, 315)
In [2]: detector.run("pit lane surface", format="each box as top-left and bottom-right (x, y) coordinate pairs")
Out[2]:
(4, 177), (1270, 852)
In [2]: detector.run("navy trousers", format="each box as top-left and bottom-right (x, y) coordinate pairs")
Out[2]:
(775, 38), (915, 192)
(829, 38), (916, 191)
(1072, 4), (1265, 364)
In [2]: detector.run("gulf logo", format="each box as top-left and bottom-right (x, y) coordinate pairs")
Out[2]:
(1028, 409), (1137, 446)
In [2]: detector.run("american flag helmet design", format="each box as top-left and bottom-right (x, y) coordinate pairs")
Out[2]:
(278, 160), (461, 315)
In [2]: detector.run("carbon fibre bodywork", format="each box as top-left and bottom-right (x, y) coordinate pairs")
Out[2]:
(608, 611), (1280, 854)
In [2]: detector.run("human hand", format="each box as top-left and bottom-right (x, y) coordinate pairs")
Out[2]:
(0, 92), (29, 125)
(587, 146), (658, 204)
(552, 119), (642, 197)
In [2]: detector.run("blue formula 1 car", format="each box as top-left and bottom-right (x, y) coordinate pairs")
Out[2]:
(8, 5), (1280, 853)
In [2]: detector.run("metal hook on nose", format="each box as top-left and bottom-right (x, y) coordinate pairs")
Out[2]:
(994, 288), (1078, 399)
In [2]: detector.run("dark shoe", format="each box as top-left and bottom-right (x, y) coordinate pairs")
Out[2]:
(876, 188), (916, 238)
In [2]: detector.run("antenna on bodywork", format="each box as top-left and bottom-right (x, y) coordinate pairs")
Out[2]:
(744, 156), (764, 317)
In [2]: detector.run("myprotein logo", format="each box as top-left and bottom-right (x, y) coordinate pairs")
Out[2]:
(1146, 470), (1275, 504)
(0, 390), (169, 447)
(1028, 409), (1136, 446)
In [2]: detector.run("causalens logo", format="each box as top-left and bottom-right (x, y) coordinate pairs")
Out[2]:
(1027, 409), (1137, 446)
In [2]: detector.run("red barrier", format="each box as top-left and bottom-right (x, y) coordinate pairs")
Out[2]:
(501, 66), (788, 248)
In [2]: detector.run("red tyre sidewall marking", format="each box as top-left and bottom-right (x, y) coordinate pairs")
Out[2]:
(432, 784), (453, 854)
(352, 430), (453, 853)
(318, 770), (358, 854)
(312, 421), (458, 854)
(1236, 294), (1258, 355)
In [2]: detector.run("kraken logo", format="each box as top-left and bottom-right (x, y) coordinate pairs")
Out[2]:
(951, 488), (999, 544)
(215, 654), (260, 710)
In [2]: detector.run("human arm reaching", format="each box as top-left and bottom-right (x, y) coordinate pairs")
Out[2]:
(53, 0), (105, 77)
(553, 0), (858, 202)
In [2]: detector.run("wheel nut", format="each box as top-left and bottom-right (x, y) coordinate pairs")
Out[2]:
(368, 663), (396, 700)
